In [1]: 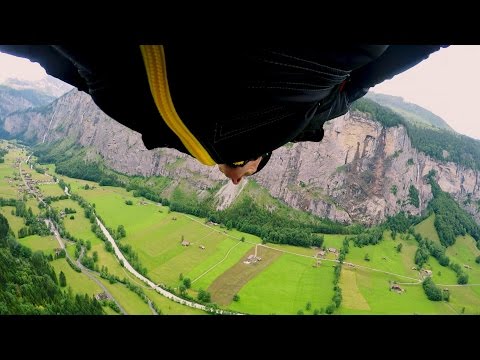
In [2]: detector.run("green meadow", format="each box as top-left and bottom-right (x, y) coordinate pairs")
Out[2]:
(415, 214), (441, 244)
(338, 267), (456, 314)
(346, 232), (419, 279)
(50, 258), (103, 297)
(38, 183), (65, 197)
(228, 252), (335, 314)
(19, 234), (58, 256)
(0, 206), (25, 234)
(97, 279), (153, 315)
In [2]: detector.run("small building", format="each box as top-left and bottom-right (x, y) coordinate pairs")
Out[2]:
(95, 292), (109, 301)
(464, 264), (472, 270)
(181, 240), (190, 247)
(247, 254), (255, 261)
(199, 245), (205, 250)
(390, 284), (404, 293)
(422, 269), (433, 277)
(317, 251), (326, 258)
(328, 247), (337, 254)
(54, 248), (63, 256)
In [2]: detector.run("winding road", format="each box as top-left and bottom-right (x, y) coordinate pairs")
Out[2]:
(95, 218), (237, 314)
(19, 160), (126, 314)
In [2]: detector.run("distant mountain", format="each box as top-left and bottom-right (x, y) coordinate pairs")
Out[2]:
(366, 92), (454, 131)
(0, 84), (55, 119)
(0, 75), (73, 120)
(3, 75), (73, 98)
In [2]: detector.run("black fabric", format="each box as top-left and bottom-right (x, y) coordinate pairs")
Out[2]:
(0, 45), (446, 165)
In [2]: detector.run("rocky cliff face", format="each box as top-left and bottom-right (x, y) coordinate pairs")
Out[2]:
(254, 113), (480, 225)
(3, 89), (480, 225)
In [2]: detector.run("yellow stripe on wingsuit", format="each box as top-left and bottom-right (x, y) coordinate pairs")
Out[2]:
(140, 45), (216, 166)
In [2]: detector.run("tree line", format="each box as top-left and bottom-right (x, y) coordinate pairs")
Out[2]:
(427, 170), (480, 249)
(0, 213), (103, 314)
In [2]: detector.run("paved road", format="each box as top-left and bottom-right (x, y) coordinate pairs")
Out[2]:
(19, 160), (126, 314)
(75, 245), (127, 315)
(96, 217), (237, 315)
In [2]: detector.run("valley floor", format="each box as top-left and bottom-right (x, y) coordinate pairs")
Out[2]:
(2, 140), (480, 315)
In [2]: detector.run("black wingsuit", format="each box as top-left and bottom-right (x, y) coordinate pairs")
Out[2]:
(0, 45), (446, 172)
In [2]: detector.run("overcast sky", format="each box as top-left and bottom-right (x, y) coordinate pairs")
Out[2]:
(1, 46), (480, 139)
(373, 45), (480, 140)
(0, 52), (46, 81)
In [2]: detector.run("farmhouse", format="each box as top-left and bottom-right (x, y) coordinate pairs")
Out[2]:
(390, 284), (404, 293)
(94, 292), (109, 301)
(422, 269), (433, 277)
(181, 240), (190, 247)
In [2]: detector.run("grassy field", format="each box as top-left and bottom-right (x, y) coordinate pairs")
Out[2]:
(0, 206), (24, 235)
(19, 234), (58, 256)
(445, 234), (480, 284)
(339, 267), (370, 311)
(147, 228), (248, 286)
(102, 306), (120, 315)
(97, 279), (153, 315)
(38, 183), (65, 197)
(187, 239), (254, 291)
(90, 242), (128, 279)
(415, 214), (441, 244)
(227, 252), (335, 314)
(51, 199), (99, 244)
(207, 246), (283, 307)
(49, 198), (128, 280)
(266, 243), (317, 257)
(50, 258), (103, 297)
(66, 244), (77, 259)
(346, 232), (419, 279)
(338, 267), (456, 314)
(26, 197), (41, 215)
(0, 147), (23, 201)
(67, 183), (262, 288)
(322, 233), (349, 250)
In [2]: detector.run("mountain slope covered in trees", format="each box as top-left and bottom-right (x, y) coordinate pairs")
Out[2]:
(365, 92), (453, 131)
(0, 212), (103, 314)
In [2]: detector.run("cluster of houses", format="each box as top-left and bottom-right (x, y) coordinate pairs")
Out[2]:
(315, 247), (339, 260)
(312, 247), (345, 267)
(21, 172), (42, 197)
(18, 170), (57, 197)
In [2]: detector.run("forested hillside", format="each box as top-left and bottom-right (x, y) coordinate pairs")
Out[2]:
(0, 212), (103, 314)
